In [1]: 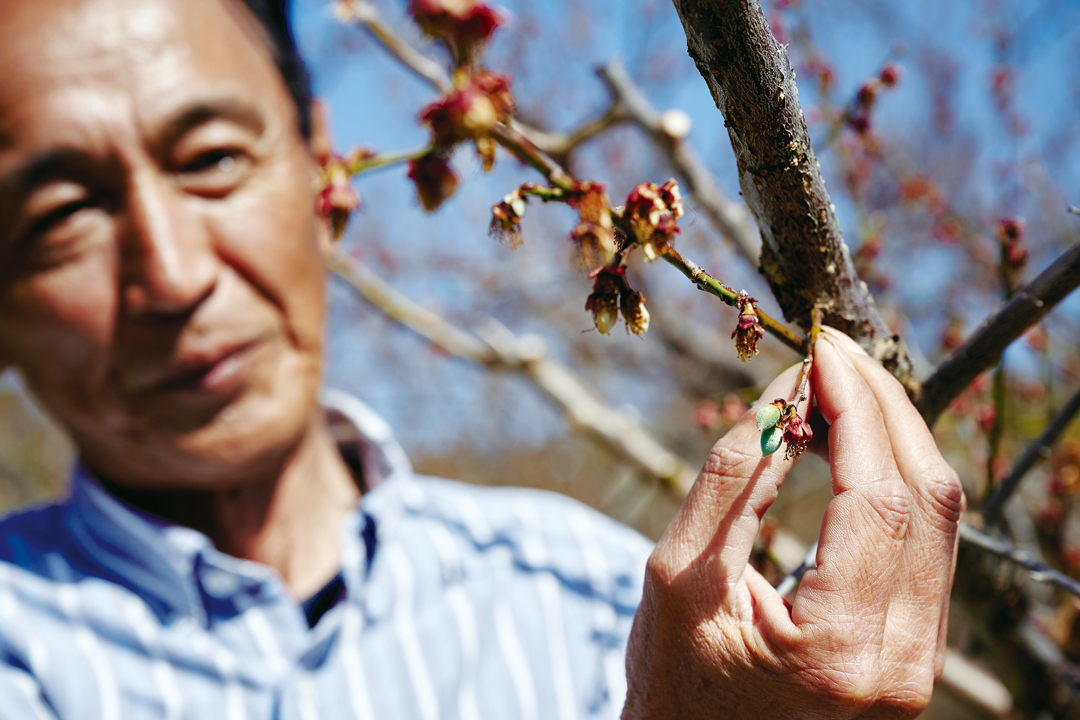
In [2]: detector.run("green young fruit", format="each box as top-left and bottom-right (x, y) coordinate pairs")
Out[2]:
(761, 426), (783, 457)
(756, 403), (782, 431)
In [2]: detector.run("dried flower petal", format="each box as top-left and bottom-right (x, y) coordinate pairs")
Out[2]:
(585, 267), (624, 335)
(782, 414), (813, 459)
(731, 292), (765, 362)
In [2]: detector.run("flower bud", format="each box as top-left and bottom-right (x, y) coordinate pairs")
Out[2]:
(408, 152), (459, 212)
(879, 64), (901, 87)
(571, 222), (615, 269)
(568, 182), (615, 268)
(420, 71), (514, 148)
(585, 268), (624, 335)
(620, 290), (650, 336)
(490, 188), (526, 247)
(315, 153), (361, 241)
(782, 414), (813, 460)
(624, 180), (683, 260)
(410, 0), (504, 66)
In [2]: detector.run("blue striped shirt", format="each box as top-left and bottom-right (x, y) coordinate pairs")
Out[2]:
(0, 391), (653, 719)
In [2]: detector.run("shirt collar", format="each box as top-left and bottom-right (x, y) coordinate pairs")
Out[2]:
(64, 390), (411, 625)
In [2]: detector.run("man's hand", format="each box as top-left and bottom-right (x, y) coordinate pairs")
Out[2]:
(622, 328), (964, 719)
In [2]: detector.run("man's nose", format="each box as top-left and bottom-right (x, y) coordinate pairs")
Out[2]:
(120, 169), (219, 317)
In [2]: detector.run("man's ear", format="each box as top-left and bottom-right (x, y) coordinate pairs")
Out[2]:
(308, 100), (334, 258)
(309, 99), (332, 164)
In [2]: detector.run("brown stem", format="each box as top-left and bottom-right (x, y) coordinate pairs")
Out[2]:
(660, 246), (808, 354)
(981, 382), (1080, 527)
(790, 307), (822, 405)
(917, 242), (1080, 427)
(671, 0), (910, 381)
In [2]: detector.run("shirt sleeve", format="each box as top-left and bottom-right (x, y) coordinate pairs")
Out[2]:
(0, 661), (60, 720)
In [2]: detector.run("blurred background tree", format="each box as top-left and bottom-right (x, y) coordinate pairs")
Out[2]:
(2, 0), (1079, 716)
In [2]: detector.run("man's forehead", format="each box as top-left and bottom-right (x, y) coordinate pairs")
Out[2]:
(0, 0), (270, 96)
(0, 0), (281, 148)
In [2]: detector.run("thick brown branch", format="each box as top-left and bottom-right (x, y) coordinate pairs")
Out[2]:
(671, 0), (910, 381)
(597, 62), (761, 267)
(918, 242), (1080, 427)
(327, 253), (698, 495)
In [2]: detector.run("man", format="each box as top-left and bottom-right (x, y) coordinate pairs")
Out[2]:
(0, 0), (964, 717)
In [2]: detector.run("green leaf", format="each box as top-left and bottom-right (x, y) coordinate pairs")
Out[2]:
(756, 403), (782, 430)
(761, 426), (783, 457)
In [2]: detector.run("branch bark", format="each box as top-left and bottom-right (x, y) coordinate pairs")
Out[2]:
(917, 242), (1080, 427)
(670, 0), (910, 381)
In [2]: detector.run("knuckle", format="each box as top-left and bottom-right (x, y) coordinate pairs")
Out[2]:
(916, 463), (965, 524)
(643, 549), (680, 591)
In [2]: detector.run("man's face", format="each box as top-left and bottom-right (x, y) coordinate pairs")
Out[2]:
(0, 0), (332, 489)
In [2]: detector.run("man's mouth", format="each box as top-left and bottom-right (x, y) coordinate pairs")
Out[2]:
(147, 338), (268, 396)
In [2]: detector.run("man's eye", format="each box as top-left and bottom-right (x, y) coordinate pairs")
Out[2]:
(177, 150), (251, 196)
(24, 199), (97, 241)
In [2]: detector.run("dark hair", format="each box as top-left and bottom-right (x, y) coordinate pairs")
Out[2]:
(237, 0), (313, 139)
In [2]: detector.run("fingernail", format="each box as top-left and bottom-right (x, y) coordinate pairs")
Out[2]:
(819, 333), (856, 371)
(822, 326), (870, 357)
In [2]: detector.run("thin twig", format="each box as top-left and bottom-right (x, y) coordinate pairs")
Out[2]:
(515, 104), (630, 162)
(917, 242), (1080, 427)
(348, 144), (434, 175)
(327, 252), (699, 495)
(597, 62), (761, 267)
(789, 308), (822, 404)
(981, 383), (1080, 527)
(959, 524), (1080, 598)
(659, 246), (808, 354)
(334, 0), (452, 92)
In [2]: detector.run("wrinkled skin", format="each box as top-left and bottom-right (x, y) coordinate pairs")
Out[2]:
(622, 328), (964, 719)
(0, 0), (329, 490)
(0, 0), (358, 598)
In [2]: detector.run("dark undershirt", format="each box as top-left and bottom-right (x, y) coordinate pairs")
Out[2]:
(300, 571), (346, 628)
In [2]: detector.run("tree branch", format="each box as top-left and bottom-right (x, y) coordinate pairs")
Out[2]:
(981, 383), (1080, 527)
(327, 253), (698, 495)
(514, 104), (630, 164)
(596, 62), (761, 267)
(917, 242), (1080, 427)
(670, 0), (910, 381)
(333, 0), (452, 92)
(959, 524), (1080, 599)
